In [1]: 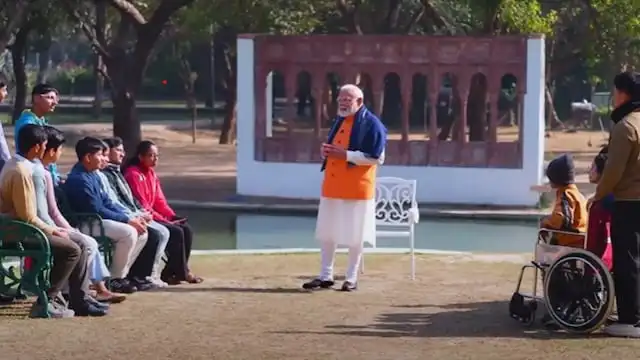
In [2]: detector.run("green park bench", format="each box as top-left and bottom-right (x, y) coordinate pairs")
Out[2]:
(0, 218), (53, 318)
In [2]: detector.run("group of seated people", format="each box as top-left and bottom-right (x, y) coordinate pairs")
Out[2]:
(539, 147), (613, 326)
(0, 101), (203, 318)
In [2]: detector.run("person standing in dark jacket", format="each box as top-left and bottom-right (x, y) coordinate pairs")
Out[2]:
(592, 71), (640, 338)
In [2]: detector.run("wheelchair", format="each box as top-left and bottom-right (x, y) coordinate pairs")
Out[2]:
(508, 228), (615, 334)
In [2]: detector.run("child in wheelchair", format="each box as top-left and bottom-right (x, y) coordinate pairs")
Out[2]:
(510, 153), (616, 332)
(538, 154), (588, 326)
(539, 154), (587, 247)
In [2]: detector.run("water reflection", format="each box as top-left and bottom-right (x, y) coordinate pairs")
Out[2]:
(181, 209), (539, 253)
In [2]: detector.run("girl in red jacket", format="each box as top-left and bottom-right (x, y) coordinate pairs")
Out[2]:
(587, 148), (613, 271)
(123, 141), (203, 284)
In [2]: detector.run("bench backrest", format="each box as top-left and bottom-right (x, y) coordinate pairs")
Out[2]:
(375, 176), (418, 227)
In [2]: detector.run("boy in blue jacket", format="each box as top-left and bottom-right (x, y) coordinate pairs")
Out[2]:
(64, 136), (149, 294)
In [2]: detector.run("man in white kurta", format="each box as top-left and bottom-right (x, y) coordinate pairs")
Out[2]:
(302, 84), (387, 292)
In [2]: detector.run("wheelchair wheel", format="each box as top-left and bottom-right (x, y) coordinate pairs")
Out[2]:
(543, 249), (614, 334)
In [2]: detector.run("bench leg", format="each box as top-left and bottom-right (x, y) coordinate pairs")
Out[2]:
(0, 260), (24, 301)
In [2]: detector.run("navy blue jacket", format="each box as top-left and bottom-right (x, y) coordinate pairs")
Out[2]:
(64, 163), (130, 223)
(321, 106), (387, 172)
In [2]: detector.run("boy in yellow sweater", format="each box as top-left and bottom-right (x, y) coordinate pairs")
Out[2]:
(0, 124), (105, 317)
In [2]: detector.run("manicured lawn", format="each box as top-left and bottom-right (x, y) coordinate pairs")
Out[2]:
(1, 253), (637, 360)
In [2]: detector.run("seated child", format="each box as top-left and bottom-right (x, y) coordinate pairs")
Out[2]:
(586, 148), (614, 270)
(539, 154), (588, 327)
(540, 154), (588, 248)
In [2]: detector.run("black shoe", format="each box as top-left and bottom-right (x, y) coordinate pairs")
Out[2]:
(302, 278), (334, 290)
(85, 296), (110, 310)
(340, 281), (357, 292)
(109, 278), (137, 294)
(70, 300), (108, 317)
(128, 277), (156, 291)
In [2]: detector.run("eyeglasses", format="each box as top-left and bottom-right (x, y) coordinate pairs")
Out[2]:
(39, 94), (58, 100)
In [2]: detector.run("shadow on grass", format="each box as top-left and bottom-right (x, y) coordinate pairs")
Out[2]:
(154, 286), (309, 294)
(0, 298), (31, 319)
(272, 300), (607, 340)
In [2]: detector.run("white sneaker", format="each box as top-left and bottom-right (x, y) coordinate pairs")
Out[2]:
(604, 323), (640, 338)
(146, 276), (168, 288)
(29, 302), (75, 318)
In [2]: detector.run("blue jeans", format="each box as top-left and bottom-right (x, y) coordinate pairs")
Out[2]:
(147, 220), (170, 277)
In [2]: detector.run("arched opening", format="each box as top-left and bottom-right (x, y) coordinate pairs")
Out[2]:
(467, 72), (488, 142)
(381, 72), (402, 133)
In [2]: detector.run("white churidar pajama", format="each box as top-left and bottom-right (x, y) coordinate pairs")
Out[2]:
(315, 150), (384, 284)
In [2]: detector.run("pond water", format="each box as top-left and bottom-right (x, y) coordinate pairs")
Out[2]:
(181, 209), (539, 254)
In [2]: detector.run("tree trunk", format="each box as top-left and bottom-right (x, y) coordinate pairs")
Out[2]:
(36, 47), (51, 83)
(219, 76), (236, 144)
(93, 0), (106, 119)
(112, 91), (141, 155)
(10, 26), (30, 124)
(205, 33), (215, 109)
(189, 92), (197, 144)
(545, 84), (562, 129)
(93, 54), (105, 119)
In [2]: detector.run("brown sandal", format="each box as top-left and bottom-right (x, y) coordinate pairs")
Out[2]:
(186, 273), (204, 284)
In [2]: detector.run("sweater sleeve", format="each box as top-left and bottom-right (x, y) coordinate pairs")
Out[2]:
(124, 167), (167, 221)
(12, 170), (56, 235)
(153, 175), (176, 220)
(44, 171), (72, 229)
(0, 125), (11, 161)
(541, 190), (573, 230)
(66, 174), (130, 223)
(595, 120), (635, 200)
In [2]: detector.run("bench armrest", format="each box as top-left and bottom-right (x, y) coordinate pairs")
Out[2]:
(0, 219), (50, 254)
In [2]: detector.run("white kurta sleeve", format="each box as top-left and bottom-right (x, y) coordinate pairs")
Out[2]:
(346, 150), (385, 165)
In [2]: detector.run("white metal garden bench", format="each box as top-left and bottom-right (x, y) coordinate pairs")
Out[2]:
(362, 176), (420, 280)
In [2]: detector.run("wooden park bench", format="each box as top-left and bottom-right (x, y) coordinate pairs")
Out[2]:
(0, 218), (53, 318)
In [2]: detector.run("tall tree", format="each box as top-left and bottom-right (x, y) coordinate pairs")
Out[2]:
(62, 0), (195, 152)
(0, 0), (31, 55)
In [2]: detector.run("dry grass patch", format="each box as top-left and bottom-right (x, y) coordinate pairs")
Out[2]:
(1, 253), (639, 360)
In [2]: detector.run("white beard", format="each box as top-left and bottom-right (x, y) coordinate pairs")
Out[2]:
(337, 106), (360, 117)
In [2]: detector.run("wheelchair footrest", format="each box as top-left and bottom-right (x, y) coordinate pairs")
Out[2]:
(509, 292), (537, 324)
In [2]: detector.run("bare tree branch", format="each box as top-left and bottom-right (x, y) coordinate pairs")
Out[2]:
(420, 0), (453, 34)
(60, 1), (111, 59)
(96, 63), (111, 83)
(336, 0), (363, 34)
(384, 0), (402, 33)
(404, 6), (426, 34)
(105, 0), (147, 25)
